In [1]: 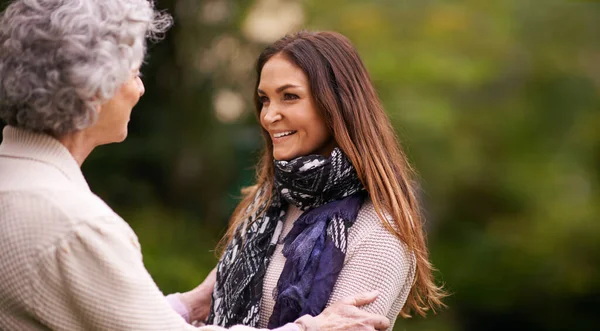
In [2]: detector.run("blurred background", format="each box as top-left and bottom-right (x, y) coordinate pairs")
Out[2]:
(1, 0), (600, 330)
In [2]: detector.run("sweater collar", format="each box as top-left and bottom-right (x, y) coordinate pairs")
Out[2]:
(0, 126), (90, 191)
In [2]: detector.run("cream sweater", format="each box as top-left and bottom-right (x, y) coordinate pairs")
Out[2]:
(0, 127), (301, 331)
(258, 203), (416, 331)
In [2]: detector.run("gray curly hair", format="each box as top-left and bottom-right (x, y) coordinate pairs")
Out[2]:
(0, 0), (172, 137)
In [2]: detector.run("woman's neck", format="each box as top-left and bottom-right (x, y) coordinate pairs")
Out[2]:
(57, 130), (97, 166)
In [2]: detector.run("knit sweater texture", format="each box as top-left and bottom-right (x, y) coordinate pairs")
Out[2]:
(258, 202), (416, 330)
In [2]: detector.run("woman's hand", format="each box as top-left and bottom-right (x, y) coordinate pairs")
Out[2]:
(179, 267), (217, 323)
(295, 291), (390, 331)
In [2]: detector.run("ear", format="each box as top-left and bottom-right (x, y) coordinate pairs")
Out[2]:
(92, 97), (103, 114)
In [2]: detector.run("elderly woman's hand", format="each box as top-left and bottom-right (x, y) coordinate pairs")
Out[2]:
(179, 267), (217, 323)
(294, 291), (390, 331)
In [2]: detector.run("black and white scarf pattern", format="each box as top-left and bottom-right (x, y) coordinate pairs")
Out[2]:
(207, 148), (364, 327)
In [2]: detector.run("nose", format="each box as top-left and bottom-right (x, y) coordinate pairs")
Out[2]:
(261, 104), (282, 124)
(136, 76), (145, 97)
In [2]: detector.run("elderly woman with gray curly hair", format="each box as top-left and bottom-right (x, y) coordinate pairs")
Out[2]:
(0, 0), (391, 330)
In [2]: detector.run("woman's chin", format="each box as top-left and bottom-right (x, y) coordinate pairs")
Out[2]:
(103, 129), (128, 145)
(273, 150), (299, 162)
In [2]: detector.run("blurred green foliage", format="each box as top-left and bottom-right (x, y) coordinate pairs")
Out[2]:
(1, 0), (599, 330)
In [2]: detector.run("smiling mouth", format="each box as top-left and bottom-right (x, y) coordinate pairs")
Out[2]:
(273, 130), (297, 139)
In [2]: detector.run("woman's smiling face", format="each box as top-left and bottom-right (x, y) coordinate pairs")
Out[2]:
(258, 53), (335, 161)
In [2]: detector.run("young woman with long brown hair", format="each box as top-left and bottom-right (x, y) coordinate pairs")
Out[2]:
(207, 31), (445, 330)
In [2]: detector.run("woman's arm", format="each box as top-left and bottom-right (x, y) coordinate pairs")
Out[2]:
(30, 220), (300, 331)
(30, 220), (199, 330)
(327, 225), (416, 330)
(166, 268), (217, 323)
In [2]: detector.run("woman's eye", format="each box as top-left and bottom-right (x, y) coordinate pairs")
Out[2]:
(258, 95), (269, 104)
(283, 93), (299, 101)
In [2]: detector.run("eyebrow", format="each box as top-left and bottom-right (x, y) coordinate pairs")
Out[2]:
(257, 84), (300, 94)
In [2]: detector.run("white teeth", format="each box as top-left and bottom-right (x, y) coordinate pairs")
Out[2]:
(273, 131), (295, 138)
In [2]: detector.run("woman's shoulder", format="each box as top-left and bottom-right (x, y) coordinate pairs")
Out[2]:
(346, 199), (414, 262)
(349, 199), (395, 240)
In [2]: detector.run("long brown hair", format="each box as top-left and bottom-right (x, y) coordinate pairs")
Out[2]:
(218, 31), (446, 317)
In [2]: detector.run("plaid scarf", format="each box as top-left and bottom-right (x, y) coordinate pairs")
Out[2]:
(208, 148), (364, 327)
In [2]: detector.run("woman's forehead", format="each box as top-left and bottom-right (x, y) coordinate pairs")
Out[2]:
(259, 56), (308, 90)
